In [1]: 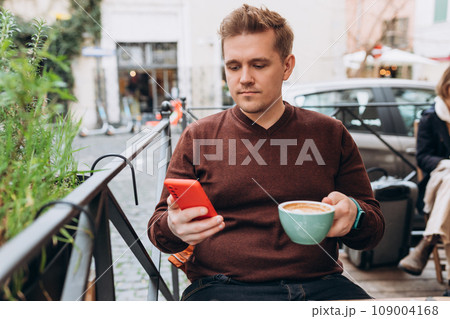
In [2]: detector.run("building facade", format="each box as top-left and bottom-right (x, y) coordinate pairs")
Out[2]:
(346, 0), (416, 53)
(4, 0), (350, 128)
(345, 0), (417, 78)
(414, 0), (450, 81)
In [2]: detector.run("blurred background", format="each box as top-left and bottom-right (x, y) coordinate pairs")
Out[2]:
(3, 0), (450, 300)
(3, 0), (449, 129)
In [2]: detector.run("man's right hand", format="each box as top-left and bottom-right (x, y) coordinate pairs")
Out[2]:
(166, 195), (225, 245)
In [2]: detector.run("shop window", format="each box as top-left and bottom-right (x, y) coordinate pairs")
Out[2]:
(117, 42), (178, 116)
(382, 17), (409, 49)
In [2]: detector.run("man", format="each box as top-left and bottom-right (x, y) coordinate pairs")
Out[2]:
(148, 4), (384, 301)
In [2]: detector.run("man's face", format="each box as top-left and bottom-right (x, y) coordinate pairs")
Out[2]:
(223, 29), (294, 118)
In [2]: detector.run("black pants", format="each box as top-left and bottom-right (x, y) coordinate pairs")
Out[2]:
(181, 273), (372, 301)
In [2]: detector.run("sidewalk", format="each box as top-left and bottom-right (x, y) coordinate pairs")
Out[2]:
(73, 127), (187, 301)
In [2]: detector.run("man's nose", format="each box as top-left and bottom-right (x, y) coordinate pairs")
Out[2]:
(239, 67), (254, 85)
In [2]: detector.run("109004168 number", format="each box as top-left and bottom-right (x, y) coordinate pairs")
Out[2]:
(371, 305), (439, 316)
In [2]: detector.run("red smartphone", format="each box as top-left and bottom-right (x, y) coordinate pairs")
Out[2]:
(164, 178), (218, 220)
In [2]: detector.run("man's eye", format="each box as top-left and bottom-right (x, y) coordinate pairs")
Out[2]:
(254, 64), (265, 69)
(227, 65), (240, 71)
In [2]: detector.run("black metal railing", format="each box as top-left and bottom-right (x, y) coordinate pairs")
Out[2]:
(3, 100), (430, 300)
(0, 105), (178, 301)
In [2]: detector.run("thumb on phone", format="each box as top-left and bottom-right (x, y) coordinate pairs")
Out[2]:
(167, 195), (180, 210)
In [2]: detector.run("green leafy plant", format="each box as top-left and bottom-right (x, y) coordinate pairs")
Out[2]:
(0, 9), (82, 300)
(11, 0), (102, 110)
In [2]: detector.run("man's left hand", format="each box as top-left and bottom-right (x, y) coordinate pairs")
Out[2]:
(322, 191), (358, 237)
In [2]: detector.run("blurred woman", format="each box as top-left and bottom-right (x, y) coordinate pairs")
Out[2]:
(399, 66), (450, 287)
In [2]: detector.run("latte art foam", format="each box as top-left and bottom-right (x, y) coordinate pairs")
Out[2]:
(283, 203), (331, 214)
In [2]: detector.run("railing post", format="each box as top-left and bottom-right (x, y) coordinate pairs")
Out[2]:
(161, 101), (172, 174)
(91, 191), (116, 301)
(149, 102), (174, 300)
(181, 97), (187, 132)
(155, 102), (172, 203)
(171, 264), (180, 300)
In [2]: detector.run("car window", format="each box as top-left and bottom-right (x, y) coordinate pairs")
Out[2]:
(296, 89), (384, 132)
(392, 88), (436, 136)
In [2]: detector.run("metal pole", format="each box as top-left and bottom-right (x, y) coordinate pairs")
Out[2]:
(171, 264), (180, 300)
(181, 97), (187, 131)
(91, 191), (116, 301)
(148, 101), (173, 300)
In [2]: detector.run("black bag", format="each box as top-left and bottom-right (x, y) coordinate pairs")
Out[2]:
(345, 169), (418, 269)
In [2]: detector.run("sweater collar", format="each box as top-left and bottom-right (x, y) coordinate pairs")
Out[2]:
(231, 102), (294, 135)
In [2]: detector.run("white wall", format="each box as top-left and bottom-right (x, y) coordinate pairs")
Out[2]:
(415, 0), (450, 57)
(71, 50), (99, 129)
(3, 0), (70, 23)
(4, 0), (348, 126)
(414, 0), (450, 81)
(101, 0), (188, 123)
(187, 0), (347, 109)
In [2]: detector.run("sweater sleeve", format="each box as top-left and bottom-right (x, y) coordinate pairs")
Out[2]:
(147, 127), (196, 253)
(336, 124), (385, 250)
(416, 113), (445, 174)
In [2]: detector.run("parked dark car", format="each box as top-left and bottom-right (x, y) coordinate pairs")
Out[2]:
(283, 78), (437, 179)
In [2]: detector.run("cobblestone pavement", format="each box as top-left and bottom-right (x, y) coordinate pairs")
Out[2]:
(73, 126), (188, 301)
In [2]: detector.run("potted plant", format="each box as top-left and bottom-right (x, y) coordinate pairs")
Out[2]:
(0, 9), (82, 300)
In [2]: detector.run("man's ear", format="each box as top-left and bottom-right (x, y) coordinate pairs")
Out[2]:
(283, 54), (295, 81)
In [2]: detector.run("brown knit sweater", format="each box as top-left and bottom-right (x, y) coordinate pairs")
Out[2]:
(148, 103), (384, 283)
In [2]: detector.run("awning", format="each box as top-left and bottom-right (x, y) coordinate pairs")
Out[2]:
(344, 47), (439, 69)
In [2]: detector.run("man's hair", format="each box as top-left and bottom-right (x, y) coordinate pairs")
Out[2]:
(218, 4), (294, 61)
(436, 66), (450, 100)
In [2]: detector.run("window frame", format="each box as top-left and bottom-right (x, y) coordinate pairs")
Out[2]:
(383, 87), (436, 136)
(295, 87), (396, 135)
(434, 0), (448, 23)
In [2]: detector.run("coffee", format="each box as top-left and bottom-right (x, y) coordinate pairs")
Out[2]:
(278, 200), (335, 245)
(283, 202), (330, 214)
